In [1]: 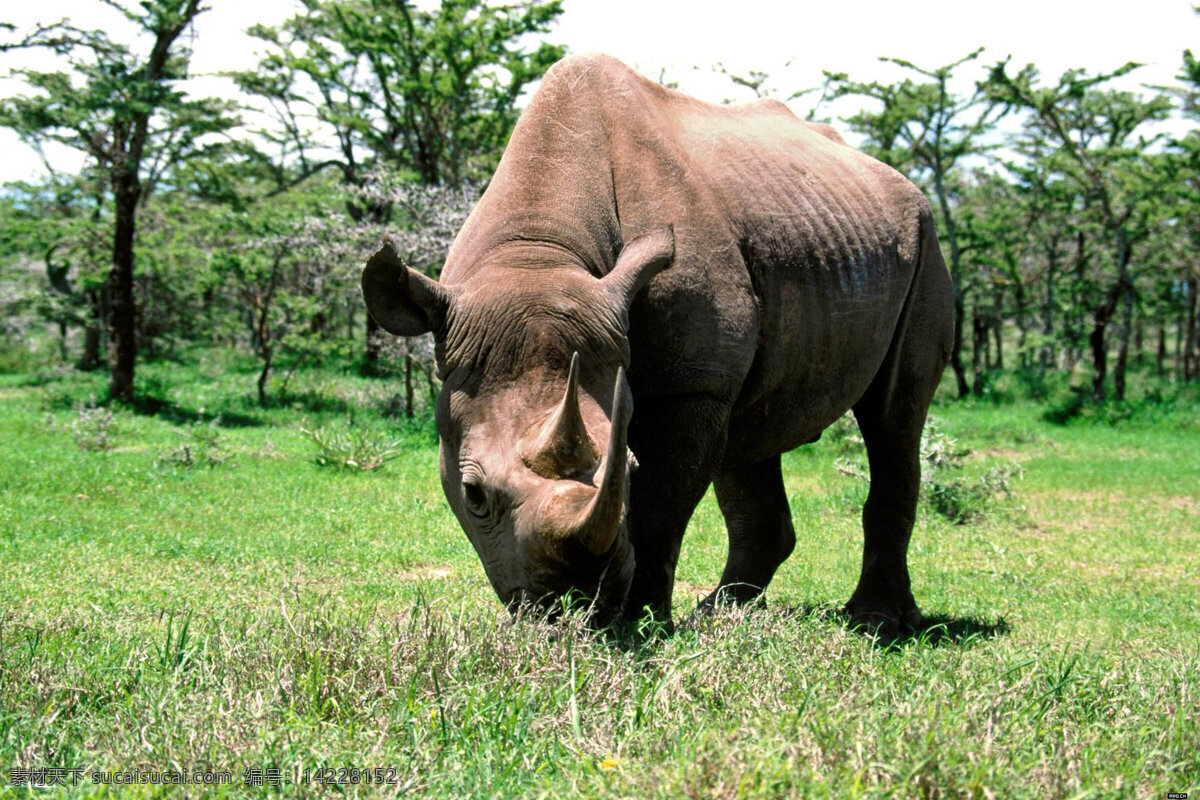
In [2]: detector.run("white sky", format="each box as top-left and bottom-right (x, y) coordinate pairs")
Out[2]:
(0, 0), (1196, 183)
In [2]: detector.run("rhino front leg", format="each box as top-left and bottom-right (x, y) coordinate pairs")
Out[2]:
(699, 455), (796, 609)
(623, 393), (731, 627)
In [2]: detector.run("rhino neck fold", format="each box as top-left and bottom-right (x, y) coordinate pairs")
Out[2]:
(471, 213), (620, 278)
(475, 239), (594, 274)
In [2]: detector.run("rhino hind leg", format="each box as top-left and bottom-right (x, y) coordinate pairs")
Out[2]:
(844, 399), (925, 635)
(844, 224), (953, 635)
(699, 455), (796, 610)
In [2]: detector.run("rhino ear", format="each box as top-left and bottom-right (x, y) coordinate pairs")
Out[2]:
(362, 236), (452, 336)
(602, 225), (675, 308)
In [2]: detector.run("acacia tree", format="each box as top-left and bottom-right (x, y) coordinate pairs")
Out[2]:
(995, 132), (1101, 375)
(954, 170), (1035, 391)
(826, 49), (1000, 398)
(1164, 46), (1200, 381)
(234, 0), (564, 372)
(0, 1), (238, 401)
(986, 62), (1173, 401)
(350, 173), (477, 415)
(217, 197), (348, 407)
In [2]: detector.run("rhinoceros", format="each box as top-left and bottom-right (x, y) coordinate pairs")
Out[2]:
(363, 53), (954, 631)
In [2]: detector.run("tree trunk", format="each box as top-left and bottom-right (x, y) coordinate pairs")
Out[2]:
(79, 302), (103, 371)
(1113, 231), (1133, 402)
(991, 321), (1003, 371)
(1114, 288), (1132, 402)
(254, 251), (284, 407)
(950, 295), (970, 397)
(1066, 229), (1088, 373)
(404, 346), (415, 418)
(1187, 277), (1199, 382)
(1013, 278), (1028, 370)
(364, 314), (382, 375)
(257, 348), (272, 407)
(1089, 314), (1108, 403)
(58, 320), (69, 363)
(1176, 301), (1186, 382)
(972, 312), (987, 397)
(992, 283), (1005, 371)
(1156, 324), (1166, 378)
(1041, 237), (1058, 370)
(1133, 314), (1144, 367)
(1090, 282), (1123, 403)
(107, 168), (141, 403)
(930, 171), (970, 398)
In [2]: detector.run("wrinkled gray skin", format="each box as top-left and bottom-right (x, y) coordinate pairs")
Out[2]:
(363, 54), (954, 631)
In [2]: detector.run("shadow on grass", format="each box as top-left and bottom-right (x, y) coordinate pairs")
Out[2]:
(851, 611), (1011, 651)
(125, 394), (265, 428)
(33, 379), (264, 428)
(265, 389), (359, 416)
(678, 601), (1009, 651)
(37, 389), (262, 427)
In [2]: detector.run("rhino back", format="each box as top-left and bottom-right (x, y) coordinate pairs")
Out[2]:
(662, 99), (932, 459)
(445, 54), (934, 452)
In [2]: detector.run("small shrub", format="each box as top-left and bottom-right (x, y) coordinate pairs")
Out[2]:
(70, 396), (116, 452)
(823, 412), (864, 456)
(835, 416), (1019, 524)
(926, 465), (1021, 524)
(157, 418), (229, 468)
(253, 435), (283, 461)
(300, 424), (402, 471)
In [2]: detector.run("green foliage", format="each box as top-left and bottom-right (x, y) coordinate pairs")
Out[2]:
(300, 422), (403, 471)
(0, 2), (240, 179)
(926, 464), (1020, 525)
(984, 61), (1179, 402)
(0, 0), (242, 401)
(236, 0), (564, 188)
(1, 3), (1197, 413)
(826, 48), (998, 178)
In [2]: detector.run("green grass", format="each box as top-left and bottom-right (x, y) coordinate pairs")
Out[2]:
(1, 356), (1198, 797)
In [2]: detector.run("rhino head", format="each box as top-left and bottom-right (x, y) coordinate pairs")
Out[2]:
(362, 228), (674, 623)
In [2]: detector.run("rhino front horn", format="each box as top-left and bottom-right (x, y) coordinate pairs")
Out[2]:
(524, 352), (600, 479)
(570, 366), (632, 555)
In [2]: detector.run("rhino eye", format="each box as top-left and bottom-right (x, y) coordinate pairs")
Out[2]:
(462, 477), (489, 517)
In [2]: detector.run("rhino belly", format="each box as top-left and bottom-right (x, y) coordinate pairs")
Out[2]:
(720, 281), (903, 466)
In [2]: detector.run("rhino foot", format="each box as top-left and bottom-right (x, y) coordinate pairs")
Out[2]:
(843, 597), (922, 638)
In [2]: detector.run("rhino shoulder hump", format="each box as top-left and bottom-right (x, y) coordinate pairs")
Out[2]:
(803, 121), (849, 146)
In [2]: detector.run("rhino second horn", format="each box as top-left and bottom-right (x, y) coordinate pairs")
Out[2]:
(525, 352), (600, 479)
(570, 366), (631, 555)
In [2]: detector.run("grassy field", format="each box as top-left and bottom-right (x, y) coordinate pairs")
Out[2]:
(1, 352), (1198, 798)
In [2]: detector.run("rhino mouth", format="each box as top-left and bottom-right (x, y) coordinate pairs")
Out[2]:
(505, 542), (634, 626)
(508, 594), (625, 627)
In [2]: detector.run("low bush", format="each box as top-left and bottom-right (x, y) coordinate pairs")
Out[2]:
(69, 396), (116, 452)
(300, 422), (403, 471)
(157, 418), (231, 468)
(835, 416), (1020, 524)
